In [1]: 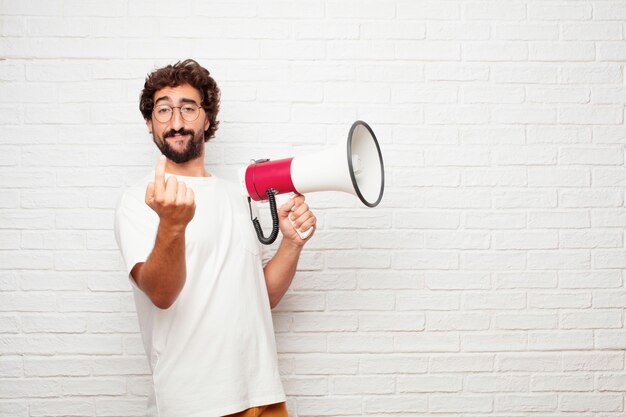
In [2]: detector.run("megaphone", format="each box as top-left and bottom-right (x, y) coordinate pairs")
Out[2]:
(239, 120), (385, 244)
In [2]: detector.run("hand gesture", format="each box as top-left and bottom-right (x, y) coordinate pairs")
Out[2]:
(145, 156), (196, 229)
(278, 194), (316, 245)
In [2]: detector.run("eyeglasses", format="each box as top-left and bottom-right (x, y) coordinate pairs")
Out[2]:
(153, 104), (202, 123)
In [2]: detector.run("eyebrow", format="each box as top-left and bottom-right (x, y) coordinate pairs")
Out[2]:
(155, 96), (200, 106)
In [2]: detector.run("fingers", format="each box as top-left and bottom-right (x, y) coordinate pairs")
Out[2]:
(289, 196), (316, 232)
(165, 176), (178, 201)
(185, 187), (195, 206)
(145, 181), (155, 205)
(176, 181), (187, 204)
(154, 155), (166, 195)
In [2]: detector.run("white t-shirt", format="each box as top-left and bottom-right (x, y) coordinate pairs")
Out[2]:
(114, 172), (285, 417)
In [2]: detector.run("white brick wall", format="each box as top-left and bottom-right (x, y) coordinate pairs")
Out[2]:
(1, 0), (626, 416)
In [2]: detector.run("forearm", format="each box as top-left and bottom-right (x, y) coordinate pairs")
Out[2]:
(263, 239), (303, 309)
(132, 222), (187, 309)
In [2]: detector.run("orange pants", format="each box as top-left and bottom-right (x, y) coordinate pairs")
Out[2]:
(223, 402), (288, 417)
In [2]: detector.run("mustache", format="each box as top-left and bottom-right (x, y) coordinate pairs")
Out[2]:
(163, 128), (195, 139)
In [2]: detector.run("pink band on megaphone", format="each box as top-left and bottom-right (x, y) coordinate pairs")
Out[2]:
(245, 158), (297, 201)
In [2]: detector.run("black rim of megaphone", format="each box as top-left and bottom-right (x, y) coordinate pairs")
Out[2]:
(347, 120), (385, 208)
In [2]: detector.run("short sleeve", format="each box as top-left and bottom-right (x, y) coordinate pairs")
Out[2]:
(114, 190), (158, 280)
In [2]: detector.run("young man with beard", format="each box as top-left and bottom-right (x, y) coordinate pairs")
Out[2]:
(114, 59), (315, 417)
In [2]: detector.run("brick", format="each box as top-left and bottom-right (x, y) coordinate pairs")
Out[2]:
(531, 374), (593, 392)
(595, 330), (626, 350)
(61, 377), (126, 396)
(493, 64), (558, 83)
(292, 313), (357, 332)
(398, 1), (460, 19)
(529, 292), (591, 309)
(425, 272), (490, 290)
(332, 376), (394, 394)
(529, 42), (595, 62)
(357, 271), (422, 291)
(398, 375), (461, 392)
(364, 396), (427, 413)
(466, 375), (528, 392)
(493, 231), (558, 250)
(495, 23), (559, 41)
(560, 271), (622, 289)
(393, 250), (459, 270)
(562, 23), (623, 41)
(528, 331), (593, 350)
(282, 376), (327, 396)
(562, 352), (624, 371)
(295, 355), (358, 375)
(359, 313), (425, 332)
(560, 230), (622, 249)
(496, 394), (557, 412)
(0, 401), (27, 417)
(327, 292), (394, 311)
(394, 333), (459, 352)
(396, 292), (460, 311)
(527, 86), (590, 104)
(528, 167), (591, 187)
(528, 3), (591, 20)
(360, 356), (427, 374)
(463, 333), (527, 352)
(496, 353), (561, 372)
(426, 312), (490, 331)
(426, 63), (489, 81)
(597, 373), (626, 391)
(430, 354), (494, 372)
(495, 272), (557, 289)
(95, 399), (146, 417)
(430, 395), (493, 412)
(24, 358), (90, 377)
(464, 42), (528, 61)
(465, 211), (526, 229)
(495, 313), (557, 330)
(396, 41), (461, 60)
(560, 394), (623, 412)
(21, 315), (86, 333)
(427, 22), (490, 40)
(297, 397), (362, 416)
(276, 334), (326, 353)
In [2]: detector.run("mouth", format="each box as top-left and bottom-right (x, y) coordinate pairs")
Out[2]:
(167, 133), (190, 142)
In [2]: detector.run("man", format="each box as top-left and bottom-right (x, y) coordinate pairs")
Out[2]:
(114, 59), (315, 417)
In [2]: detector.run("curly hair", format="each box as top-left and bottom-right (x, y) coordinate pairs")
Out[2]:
(139, 59), (221, 142)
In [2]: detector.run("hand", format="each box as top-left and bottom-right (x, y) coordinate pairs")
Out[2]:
(278, 194), (316, 245)
(145, 156), (196, 229)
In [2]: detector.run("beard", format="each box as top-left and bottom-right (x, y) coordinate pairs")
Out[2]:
(153, 128), (204, 164)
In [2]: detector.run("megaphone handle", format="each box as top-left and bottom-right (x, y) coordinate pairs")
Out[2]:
(289, 193), (314, 240)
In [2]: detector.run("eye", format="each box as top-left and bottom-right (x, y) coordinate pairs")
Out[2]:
(156, 106), (171, 114)
(181, 105), (197, 114)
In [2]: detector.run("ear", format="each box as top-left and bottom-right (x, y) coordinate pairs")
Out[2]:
(204, 115), (210, 132)
(146, 119), (153, 133)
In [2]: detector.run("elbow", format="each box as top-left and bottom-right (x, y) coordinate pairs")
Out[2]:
(269, 295), (282, 310)
(150, 293), (179, 310)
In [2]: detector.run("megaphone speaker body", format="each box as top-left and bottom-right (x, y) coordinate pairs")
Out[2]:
(241, 120), (384, 207)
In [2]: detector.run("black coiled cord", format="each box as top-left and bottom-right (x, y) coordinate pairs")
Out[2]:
(250, 189), (279, 245)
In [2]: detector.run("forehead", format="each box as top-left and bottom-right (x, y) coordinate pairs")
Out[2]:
(153, 83), (202, 103)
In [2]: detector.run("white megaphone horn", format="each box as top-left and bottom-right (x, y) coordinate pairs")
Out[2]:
(239, 120), (385, 244)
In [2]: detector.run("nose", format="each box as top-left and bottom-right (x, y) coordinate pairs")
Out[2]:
(170, 107), (185, 130)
